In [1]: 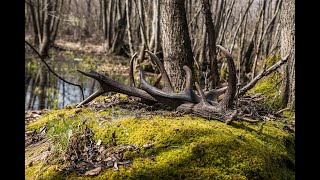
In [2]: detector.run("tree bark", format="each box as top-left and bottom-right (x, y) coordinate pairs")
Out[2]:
(107, 0), (114, 50)
(111, 0), (127, 54)
(28, 3), (39, 45)
(126, 0), (134, 55)
(39, 0), (52, 57)
(160, 0), (194, 91)
(136, 0), (147, 61)
(202, 0), (219, 89)
(280, 0), (295, 110)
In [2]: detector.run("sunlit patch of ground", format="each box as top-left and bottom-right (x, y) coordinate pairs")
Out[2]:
(25, 95), (295, 179)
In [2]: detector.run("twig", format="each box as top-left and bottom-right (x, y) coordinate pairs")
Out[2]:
(25, 40), (85, 101)
(237, 54), (289, 97)
(235, 116), (260, 123)
(275, 107), (290, 115)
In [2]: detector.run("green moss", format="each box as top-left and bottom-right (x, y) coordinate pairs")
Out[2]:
(266, 54), (281, 68)
(282, 111), (295, 120)
(248, 56), (284, 110)
(26, 107), (295, 179)
(26, 162), (65, 180)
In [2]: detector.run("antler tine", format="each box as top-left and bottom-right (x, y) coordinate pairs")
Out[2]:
(145, 50), (174, 93)
(204, 86), (227, 102)
(216, 45), (237, 111)
(129, 52), (138, 87)
(195, 82), (209, 105)
(139, 66), (199, 108)
(183, 65), (193, 90)
(139, 67), (175, 99)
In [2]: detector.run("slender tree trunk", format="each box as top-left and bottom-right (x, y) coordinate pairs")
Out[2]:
(160, 0), (194, 91)
(107, 0), (114, 49)
(111, 0), (127, 54)
(137, 0), (147, 61)
(102, 0), (108, 50)
(202, 0), (219, 89)
(126, 0), (134, 55)
(251, 0), (267, 79)
(198, 23), (207, 88)
(39, 0), (52, 57)
(241, 1), (265, 83)
(28, 3), (39, 46)
(51, 0), (64, 44)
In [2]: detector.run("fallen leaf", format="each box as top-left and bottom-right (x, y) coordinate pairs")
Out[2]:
(84, 166), (102, 176)
(143, 143), (154, 149)
(96, 139), (102, 146)
(113, 161), (118, 171)
(67, 129), (73, 139)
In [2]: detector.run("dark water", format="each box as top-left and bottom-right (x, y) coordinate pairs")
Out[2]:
(25, 56), (99, 110)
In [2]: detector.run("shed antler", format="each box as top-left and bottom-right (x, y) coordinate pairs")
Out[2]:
(77, 46), (259, 123)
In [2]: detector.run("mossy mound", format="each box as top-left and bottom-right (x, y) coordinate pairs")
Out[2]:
(25, 102), (295, 180)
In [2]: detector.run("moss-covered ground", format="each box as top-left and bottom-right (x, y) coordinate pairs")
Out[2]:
(25, 96), (295, 180)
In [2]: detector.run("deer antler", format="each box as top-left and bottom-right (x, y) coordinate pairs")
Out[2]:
(77, 46), (259, 123)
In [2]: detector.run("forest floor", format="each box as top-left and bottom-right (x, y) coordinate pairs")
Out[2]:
(25, 93), (295, 179)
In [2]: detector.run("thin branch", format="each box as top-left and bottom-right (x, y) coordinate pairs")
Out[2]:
(237, 54), (289, 97)
(25, 40), (85, 101)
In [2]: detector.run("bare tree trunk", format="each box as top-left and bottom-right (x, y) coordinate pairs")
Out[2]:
(280, 0), (295, 110)
(154, 0), (160, 54)
(51, 0), (64, 44)
(102, 0), (108, 50)
(50, 0), (59, 35)
(107, 0), (114, 49)
(126, 0), (134, 56)
(214, 0), (225, 38)
(217, 0), (235, 46)
(202, 0), (219, 89)
(241, 1), (266, 83)
(160, 0), (194, 91)
(136, 0), (147, 61)
(28, 3), (39, 45)
(39, 0), (52, 57)
(265, 0), (282, 56)
(229, 0), (254, 54)
(111, 0), (127, 54)
(149, 0), (156, 51)
(251, 0), (267, 80)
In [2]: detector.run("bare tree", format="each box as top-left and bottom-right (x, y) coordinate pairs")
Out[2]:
(27, 0), (63, 57)
(160, 0), (194, 91)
